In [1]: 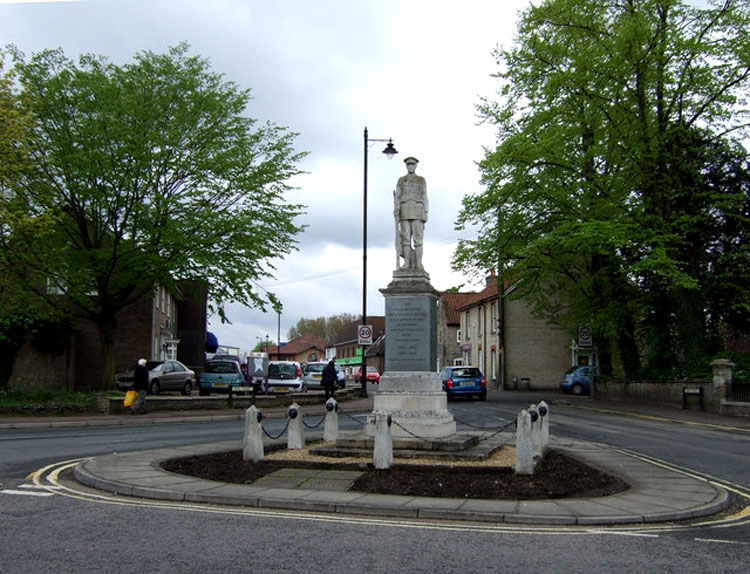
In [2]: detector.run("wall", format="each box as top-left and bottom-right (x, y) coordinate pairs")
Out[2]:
(503, 298), (570, 390)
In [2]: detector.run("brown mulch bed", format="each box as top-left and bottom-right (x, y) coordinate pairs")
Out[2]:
(161, 449), (629, 500)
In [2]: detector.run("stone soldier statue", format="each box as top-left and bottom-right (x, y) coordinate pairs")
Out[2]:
(393, 156), (428, 270)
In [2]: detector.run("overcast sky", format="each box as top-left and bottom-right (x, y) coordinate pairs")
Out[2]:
(1, 0), (532, 352)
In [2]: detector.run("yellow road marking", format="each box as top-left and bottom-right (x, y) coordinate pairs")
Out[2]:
(565, 404), (750, 432)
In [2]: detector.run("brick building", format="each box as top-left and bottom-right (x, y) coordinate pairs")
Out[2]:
(437, 291), (477, 371)
(9, 281), (207, 391)
(458, 274), (573, 390)
(263, 333), (329, 364)
(329, 317), (385, 376)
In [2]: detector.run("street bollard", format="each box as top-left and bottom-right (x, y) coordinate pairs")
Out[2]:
(529, 404), (543, 462)
(323, 398), (339, 442)
(373, 410), (393, 470)
(287, 403), (305, 450)
(243, 405), (264, 462)
(515, 409), (535, 475)
(538, 401), (550, 453)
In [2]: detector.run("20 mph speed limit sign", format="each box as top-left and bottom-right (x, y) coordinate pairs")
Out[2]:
(358, 325), (373, 345)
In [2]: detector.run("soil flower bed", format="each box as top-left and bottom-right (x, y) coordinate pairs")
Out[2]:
(162, 443), (628, 500)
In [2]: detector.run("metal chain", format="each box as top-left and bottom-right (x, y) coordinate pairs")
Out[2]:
(302, 415), (325, 430)
(452, 415), (511, 430)
(475, 420), (517, 443)
(391, 416), (517, 445)
(261, 418), (290, 440)
(337, 407), (366, 427)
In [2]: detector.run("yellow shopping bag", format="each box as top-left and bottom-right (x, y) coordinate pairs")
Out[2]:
(123, 390), (138, 407)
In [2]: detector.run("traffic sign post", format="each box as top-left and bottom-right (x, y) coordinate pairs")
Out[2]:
(358, 324), (373, 346)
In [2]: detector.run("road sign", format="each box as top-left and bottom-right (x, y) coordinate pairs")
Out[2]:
(578, 325), (593, 347)
(358, 324), (373, 346)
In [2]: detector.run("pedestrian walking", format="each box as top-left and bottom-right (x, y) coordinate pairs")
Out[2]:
(131, 358), (149, 415)
(321, 360), (337, 401)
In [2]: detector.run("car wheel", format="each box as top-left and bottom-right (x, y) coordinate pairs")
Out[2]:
(181, 381), (192, 396)
(149, 380), (161, 395)
(199, 387), (209, 397)
(571, 383), (584, 395)
(478, 390), (487, 401)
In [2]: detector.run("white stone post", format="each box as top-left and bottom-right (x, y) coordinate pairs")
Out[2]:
(538, 401), (550, 454)
(373, 410), (394, 470)
(711, 358), (734, 404)
(515, 409), (535, 475)
(324, 398), (339, 443)
(243, 405), (264, 462)
(529, 404), (542, 461)
(287, 403), (305, 450)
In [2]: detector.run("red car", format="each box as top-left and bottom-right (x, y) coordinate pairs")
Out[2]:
(355, 366), (381, 384)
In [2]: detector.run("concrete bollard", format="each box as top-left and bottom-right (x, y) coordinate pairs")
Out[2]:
(529, 404), (542, 462)
(373, 410), (393, 470)
(538, 401), (550, 453)
(323, 398), (339, 442)
(243, 405), (264, 462)
(515, 409), (535, 475)
(287, 403), (305, 450)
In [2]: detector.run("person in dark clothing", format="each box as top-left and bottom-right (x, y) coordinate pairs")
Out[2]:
(321, 360), (337, 401)
(131, 358), (149, 415)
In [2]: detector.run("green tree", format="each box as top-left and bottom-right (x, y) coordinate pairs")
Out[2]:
(0, 44), (307, 388)
(287, 312), (358, 341)
(454, 0), (750, 378)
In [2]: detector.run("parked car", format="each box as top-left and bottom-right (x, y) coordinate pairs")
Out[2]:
(115, 360), (195, 396)
(559, 365), (599, 395)
(266, 361), (307, 394)
(199, 359), (246, 396)
(355, 366), (381, 384)
(440, 365), (486, 400)
(302, 361), (346, 390)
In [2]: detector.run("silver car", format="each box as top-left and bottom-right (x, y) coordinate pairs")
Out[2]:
(115, 360), (196, 396)
(267, 361), (307, 394)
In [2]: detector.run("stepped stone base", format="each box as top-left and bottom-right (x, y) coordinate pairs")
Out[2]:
(310, 430), (507, 462)
(365, 372), (457, 439)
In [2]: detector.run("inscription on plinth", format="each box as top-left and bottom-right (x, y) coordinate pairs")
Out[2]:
(385, 295), (437, 372)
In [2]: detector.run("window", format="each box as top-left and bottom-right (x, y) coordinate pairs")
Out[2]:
(456, 329), (462, 343)
(491, 303), (498, 333)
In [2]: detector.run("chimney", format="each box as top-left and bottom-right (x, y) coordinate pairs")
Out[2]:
(485, 269), (497, 287)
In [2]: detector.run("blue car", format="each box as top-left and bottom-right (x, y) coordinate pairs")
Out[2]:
(199, 360), (245, 396)
(559, 365), (599, 395)
(440, 366), (487, 400)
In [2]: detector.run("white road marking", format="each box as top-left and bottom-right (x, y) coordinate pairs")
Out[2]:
(1, 488), (54, 497)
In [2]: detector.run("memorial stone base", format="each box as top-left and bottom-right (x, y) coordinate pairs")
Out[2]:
(363, 270), (456, 440)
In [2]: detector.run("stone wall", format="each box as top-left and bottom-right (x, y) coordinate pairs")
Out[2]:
(593, 359), (750, 418)
(595, 379), (714, 409)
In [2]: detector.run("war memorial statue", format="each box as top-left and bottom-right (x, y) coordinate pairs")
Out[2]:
(394, 156), (428, 270)
(366, 155), (456, 440)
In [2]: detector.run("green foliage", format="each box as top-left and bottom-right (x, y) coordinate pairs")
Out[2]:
(456, 0), (750, 379)
(0, 43), (307, 386)
(287, 313), (359, 341)
(253, 339), (275, 352)
(0, 387), (92, 406)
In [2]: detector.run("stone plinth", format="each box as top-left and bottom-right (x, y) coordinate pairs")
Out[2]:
(365, 272), (456, 439)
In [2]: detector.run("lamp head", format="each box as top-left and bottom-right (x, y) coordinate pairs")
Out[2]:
(382, 139), (398, 159)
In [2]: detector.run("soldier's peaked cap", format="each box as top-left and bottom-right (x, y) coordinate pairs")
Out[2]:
(404, 156), (419, 164)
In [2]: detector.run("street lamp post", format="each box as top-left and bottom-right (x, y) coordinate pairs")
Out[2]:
(361, 126), (397, 398)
